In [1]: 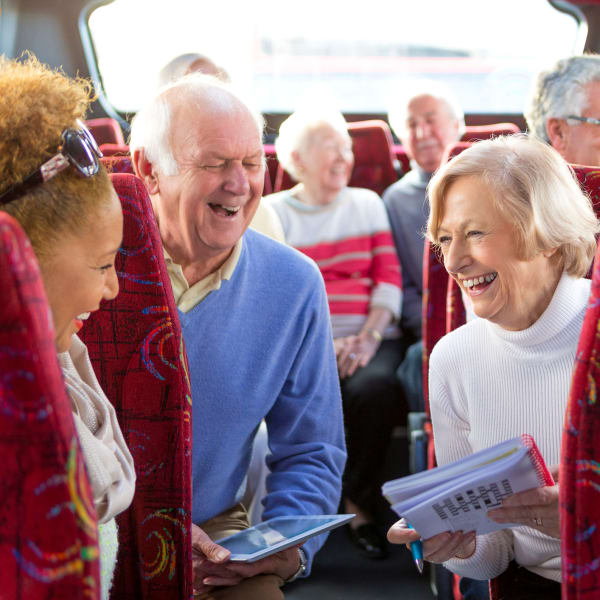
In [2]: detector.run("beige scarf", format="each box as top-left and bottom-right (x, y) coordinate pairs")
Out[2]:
(59, 335), (135, 524)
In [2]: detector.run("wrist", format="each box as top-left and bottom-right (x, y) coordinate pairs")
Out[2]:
(285, 547), (307, 583)
(362, 328), (383, 343)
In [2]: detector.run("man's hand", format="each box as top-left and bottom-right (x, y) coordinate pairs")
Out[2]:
(191, 523), (240, 595)
(387, 519), (476, 563)
(225, 546), (301, 583)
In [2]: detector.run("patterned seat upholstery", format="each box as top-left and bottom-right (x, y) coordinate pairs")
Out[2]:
(79, 173), (192, 600)
(0, 212), (100, 599)
(101, 155), (134, 175)
(86, 118), (126, 146)
(560, 166), (600, 600)
(274, 119), (400, 195)
(561, 241), (600, 599)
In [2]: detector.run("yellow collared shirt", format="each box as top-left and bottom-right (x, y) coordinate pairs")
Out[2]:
(163, 239), (243, 313)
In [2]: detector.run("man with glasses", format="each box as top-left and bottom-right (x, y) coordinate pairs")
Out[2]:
(526, 54), (600, 166)
(129, 74), (345, 600)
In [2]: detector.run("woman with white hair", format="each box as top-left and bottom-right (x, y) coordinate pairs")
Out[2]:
(387, 134), (599, 599)
(266, 109), (406, 560)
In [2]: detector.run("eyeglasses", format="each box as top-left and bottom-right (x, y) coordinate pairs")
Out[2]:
(567, 115), (600, 126)
(0, 120), (103, 206)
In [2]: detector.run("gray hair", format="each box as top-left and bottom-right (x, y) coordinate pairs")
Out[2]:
(157, 53), (230, 88)
(525, 54), (600, 143)
(387, 79), (465, 140)
(275, 109), (350, 181)
(130, 73), (264, 177)
(428, 134), (599, 278)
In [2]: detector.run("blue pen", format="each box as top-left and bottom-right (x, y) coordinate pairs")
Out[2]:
(406, 522), (423, 574)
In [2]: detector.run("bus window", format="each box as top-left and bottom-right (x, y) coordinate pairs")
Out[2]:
(87, 0), (583, 115)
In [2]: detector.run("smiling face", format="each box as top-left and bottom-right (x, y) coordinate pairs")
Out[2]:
(402, 95), (461, 173)
(151, 95), (265, 270)
(437, 175), (561, 331)
(40, 190), (123, 352)
(294, 124), (354, 200)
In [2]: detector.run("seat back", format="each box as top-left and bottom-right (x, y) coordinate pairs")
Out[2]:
(99, 143), (131, 157)
(86, 118), (126, 146)
(0, 213), (100, 598)
(101, 155), (135, 175)
(346, 119), (399, 195)
(461, 122), (520, 142)
(79, 173), (192, 600)
(274, 119), (400, 195)
(561, 243), (600, 600)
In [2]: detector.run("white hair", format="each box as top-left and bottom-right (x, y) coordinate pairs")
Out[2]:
(275, 109), (350, 181)
(387, 79), (465, 140)
(525, 54), (600, 143)
(428, 134), (599, 278)
(129, 73), (264, 177)
(156, 53), (229, 89)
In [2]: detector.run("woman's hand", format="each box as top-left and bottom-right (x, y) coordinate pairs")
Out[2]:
(335, 332), (379, 378)
(487, 466), (560, 539)
(387, 519), (476, 563)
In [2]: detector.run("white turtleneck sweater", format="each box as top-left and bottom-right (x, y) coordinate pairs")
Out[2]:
(429, 273), (591, 582)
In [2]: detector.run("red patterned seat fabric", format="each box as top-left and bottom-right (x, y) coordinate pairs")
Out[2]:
(86, 118), (126, 146)
(79, 173), (192, 600)
(101, 155), (134, 175)
(561, 172), (600, 600)
(0, 212), (100, 599)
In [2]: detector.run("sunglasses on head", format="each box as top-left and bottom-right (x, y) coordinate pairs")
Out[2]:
(0, 120), (103, 206)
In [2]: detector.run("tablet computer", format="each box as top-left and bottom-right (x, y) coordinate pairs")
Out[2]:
(215, 514), (355, 562)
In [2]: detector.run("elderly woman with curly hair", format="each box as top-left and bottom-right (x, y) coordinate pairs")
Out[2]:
(266, 109), (406, 559)
(388, 134), (599, 599)
(0, 56), (135, 599)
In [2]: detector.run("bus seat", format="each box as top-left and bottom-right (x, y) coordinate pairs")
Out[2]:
(79, 173), (192, 600)
(274, 119), (400, 195)
(561, 240), (600, 599)
(99, 143), (130, 157)
(461, 122), (520, 142)
(264, 143), (277, 194)
(573, 164), (600, 217)
(392, 144), (411, 176)
(101, 155), (134, 174)
(86, 117), (126, 146)
(0, 212), (100, 599)
(443, 141), (473, 163)
(346, 119), (400, 195)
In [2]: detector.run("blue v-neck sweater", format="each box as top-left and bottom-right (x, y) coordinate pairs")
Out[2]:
(180, 229), (346, 567)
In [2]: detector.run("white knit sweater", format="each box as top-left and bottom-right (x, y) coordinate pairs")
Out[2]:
(429, 273), (591, 582)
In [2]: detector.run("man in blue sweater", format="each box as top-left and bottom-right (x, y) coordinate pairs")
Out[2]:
(130, 74), (346, 599)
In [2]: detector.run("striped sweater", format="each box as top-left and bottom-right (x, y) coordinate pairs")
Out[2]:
(266, 186), (402, 338)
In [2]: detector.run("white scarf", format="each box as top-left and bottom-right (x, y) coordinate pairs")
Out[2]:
(58, 335), (135, 524)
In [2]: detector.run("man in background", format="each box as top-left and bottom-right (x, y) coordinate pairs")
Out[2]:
(526, 54), (600, 166)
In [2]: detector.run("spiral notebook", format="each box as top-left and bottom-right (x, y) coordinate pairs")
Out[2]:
(382, 434), (554, 539)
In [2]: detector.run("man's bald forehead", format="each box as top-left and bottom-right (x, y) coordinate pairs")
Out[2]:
(162, 74), (263, 137)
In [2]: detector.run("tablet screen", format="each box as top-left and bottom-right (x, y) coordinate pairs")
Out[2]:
(216, 514), (354, 562)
